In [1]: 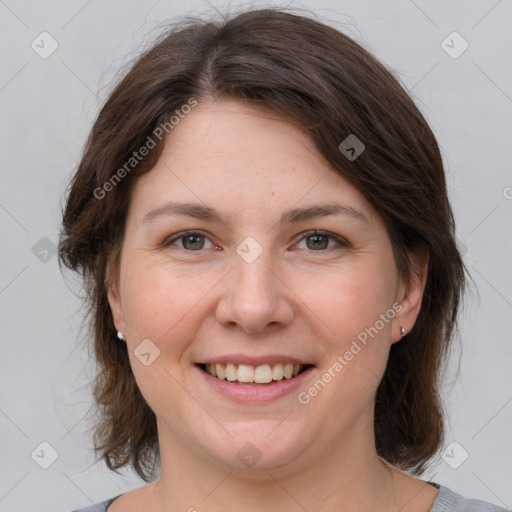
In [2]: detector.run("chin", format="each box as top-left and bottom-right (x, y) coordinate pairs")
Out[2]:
(198, 421), (310, 473)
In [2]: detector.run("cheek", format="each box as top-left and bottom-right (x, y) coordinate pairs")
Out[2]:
(298, 257), (396, 343)
(121, 261), (200, 339)
(297, 256), (397, 400)
(119, 263), (201, 411)
(294, 261), (396, 426)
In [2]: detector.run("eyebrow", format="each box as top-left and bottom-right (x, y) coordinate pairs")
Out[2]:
(142, 201), (369, 227)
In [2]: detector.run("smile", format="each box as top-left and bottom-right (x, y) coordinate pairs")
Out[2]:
(199, 362), (311, 384)
(195, 362), (315, 402)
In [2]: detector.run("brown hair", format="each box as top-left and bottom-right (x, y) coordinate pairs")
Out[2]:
(58, 7), (466, 481)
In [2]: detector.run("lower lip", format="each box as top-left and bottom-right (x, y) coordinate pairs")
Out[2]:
(196, 365), (315, 403)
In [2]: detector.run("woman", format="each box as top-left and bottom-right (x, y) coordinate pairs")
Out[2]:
(59, 7), (509, 512)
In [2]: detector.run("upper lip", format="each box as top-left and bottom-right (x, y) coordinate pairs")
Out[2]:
(197, 354), (314, 366)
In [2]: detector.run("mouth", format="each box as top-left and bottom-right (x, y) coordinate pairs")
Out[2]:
(196, 362), (314, 385)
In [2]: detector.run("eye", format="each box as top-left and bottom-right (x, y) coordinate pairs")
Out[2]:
(163, 231), (216, 251)
(294, 230), (349, 251)
(163, 229), (349, 252)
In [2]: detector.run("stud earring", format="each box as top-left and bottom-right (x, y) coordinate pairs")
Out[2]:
(400, 327), (406, 337)
(117, 331), (125, 341)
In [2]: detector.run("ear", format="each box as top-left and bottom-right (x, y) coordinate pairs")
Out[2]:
(106, 255), (125, 335)
(392, 246), (429, 343)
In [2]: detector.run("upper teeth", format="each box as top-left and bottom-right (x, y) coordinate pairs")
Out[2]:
(205, 363), (304, 383)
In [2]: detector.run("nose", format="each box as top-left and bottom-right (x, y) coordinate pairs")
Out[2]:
(215, 251), (295, 334)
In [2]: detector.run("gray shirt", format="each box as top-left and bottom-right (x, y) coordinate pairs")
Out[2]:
(70, 482), (511, 511)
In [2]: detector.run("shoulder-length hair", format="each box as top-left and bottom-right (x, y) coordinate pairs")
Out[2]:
(58, 7), (466, 481)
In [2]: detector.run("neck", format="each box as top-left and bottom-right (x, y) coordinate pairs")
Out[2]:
(147, 420), (400, 512)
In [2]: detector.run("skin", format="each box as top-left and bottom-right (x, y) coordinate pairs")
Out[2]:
(107, 99), (435, 512)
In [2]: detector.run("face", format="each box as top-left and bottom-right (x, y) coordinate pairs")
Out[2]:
(108, 99), (426, 475)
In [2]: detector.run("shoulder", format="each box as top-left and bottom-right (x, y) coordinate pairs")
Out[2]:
(69, 494), (121, 512)
(69, 484), (511, 512)
(430, 483), (510, 512)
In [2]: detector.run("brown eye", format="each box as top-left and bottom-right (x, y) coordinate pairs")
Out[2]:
(164, 231), (215, 251)
(295, 231), (349, 252)
(305, 234), (329, 250)
(182, 234), (205, 250)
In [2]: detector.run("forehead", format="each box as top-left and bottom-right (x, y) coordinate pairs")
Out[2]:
(129, 99), (379, 226)
(161, 98), (328, 172)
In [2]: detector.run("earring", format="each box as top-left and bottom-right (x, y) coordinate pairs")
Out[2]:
(400, 327), (406, 337)
(117, 331), (125, 341)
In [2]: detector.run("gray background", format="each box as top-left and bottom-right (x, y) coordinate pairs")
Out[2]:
(1, 1), (511, 511)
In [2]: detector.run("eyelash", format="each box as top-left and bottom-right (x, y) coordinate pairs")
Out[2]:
(163, 230), (350, 252)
